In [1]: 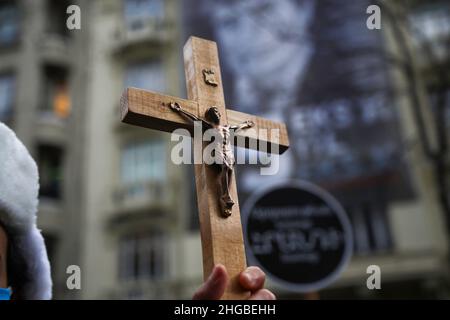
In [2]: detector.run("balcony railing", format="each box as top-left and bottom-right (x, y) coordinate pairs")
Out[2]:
(112, 180), (175, 216)
(38, 33), (71, 65)
(113, 17), (174, 53)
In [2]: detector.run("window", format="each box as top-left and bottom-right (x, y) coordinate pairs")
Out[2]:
(118, 231), (166, 281)
(38, 145), (64, 200)
(125, 60), (166, 93)
(46, 0), (70, 37)
(121, 140), (166, 186)
(0, 73), (15, 120)
(0, 2), (19, 46)
(41, 66), (71, 119)
(347, 202), (393, 255)
(124, 0), (165, 30)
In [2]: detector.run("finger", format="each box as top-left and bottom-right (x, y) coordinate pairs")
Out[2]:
(192, 264), (228, 300)
(248, 289), (276, 300)
(239, 266), (266, 291)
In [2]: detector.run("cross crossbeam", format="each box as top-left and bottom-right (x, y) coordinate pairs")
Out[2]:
(121, 88), (289, 154)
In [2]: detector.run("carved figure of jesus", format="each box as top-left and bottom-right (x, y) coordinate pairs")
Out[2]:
(169, 102), (254, 217)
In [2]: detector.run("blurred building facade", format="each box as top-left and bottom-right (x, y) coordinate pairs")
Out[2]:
(0, 0), (204, 299)
(0, 0), (449, 299)
(81, 0), (203, 299)
(0, 0), (91, 299)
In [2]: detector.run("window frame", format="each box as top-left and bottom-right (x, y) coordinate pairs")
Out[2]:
(0, 71), (16, 122)
(37, 144), (65, 200)
(40, 65), (71, 119)
(118, 231), (168, 282)
(0, 1), (21, 48)
(124, 59), (166, 93)
(122, 0), (166, 31)
(120, 139), (167, 187)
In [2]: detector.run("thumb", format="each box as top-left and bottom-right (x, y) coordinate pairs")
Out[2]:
(193, 264), (228, 300)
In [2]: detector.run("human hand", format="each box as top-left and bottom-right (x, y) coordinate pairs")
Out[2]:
(193, 264), (276, 300)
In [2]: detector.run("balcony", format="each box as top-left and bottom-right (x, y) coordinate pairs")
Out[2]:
(34, 112), (68, 145)
(37, 198), (64, 233)
(110, 180), (177, 224)
(37, 33), (71, 66)
(112, 17), (174, 55)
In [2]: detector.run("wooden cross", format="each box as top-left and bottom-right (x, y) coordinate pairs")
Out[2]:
(120, 37), (289, 299)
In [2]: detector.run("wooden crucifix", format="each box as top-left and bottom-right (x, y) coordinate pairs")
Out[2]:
(120, 36), (289, 299)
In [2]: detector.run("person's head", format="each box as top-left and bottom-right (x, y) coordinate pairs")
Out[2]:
(206, 106), (221, 125)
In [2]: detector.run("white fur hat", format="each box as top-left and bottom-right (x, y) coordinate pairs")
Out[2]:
(0, 122), (52, 299)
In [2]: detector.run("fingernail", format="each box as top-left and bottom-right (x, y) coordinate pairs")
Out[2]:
(265, 290), (276, 300)
(208, 264), (223, 284)
(242, 270), (256, 286)
(208, 267), (219, 281)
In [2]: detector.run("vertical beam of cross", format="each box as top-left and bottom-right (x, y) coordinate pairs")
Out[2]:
(183, 37), (250, 299)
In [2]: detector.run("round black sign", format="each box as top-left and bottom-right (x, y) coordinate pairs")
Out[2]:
(242, 180), (353, 292)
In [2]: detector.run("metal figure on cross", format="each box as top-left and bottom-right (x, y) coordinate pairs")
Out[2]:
(169, 102), (254, 217)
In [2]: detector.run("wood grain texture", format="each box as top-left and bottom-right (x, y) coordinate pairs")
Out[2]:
(120, 87), (199, 134)
(121, 88), (289, 153)
(184, 36), (250, 300)
(227, 109), (289, 154)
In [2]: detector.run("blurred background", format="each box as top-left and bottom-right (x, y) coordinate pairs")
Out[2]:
(0, 0), (449, 299)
